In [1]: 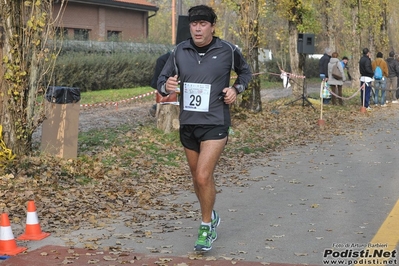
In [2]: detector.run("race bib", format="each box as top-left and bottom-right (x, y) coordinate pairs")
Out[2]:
(183, 82), (211, 112)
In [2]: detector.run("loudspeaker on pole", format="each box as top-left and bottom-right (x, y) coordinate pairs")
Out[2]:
(297, 33), (315, 54)
(176, 15), (190, 45)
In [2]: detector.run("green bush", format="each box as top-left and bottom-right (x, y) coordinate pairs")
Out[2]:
(49, 50), (322, 92)
(50, 52), (162, 92)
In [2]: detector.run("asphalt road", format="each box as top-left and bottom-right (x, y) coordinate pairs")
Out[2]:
(5, 101), (399, 265)
(7, 82), (399, 265)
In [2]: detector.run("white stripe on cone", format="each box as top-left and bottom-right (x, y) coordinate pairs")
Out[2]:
(0, 226), (15, 241)
(26, 212), (39, 225)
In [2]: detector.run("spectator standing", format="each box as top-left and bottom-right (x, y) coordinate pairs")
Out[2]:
(385, 51), (399, 103)
(359, 48), (374, 110)
(149, 51), (171, 116)
(319, 47), (332, 104)
(371, 52), (389, 107)
(328, 52), (346, 105)
(341, 56), (351, 81)
(150, 51), (171, 90)
(157, 5), (252, 252)
(396, 55), (399, 99)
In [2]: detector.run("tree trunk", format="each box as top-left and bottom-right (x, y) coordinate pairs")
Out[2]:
(238, 0), (262, 113)
(288, 21), (303, 97)
(0, 1), (60, 155)
(156, 104), (180, 133)
(349, 3), (361, 89)
(0, 29), (7, 144)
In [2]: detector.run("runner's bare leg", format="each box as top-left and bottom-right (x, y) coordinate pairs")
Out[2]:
(184, 138), (226, 223)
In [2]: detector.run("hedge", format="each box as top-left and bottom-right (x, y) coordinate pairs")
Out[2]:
(47, 51), (321, 92)
(49, 52), (162, 92)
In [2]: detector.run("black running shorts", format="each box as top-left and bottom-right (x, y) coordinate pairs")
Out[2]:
(179, 125), (229, 153)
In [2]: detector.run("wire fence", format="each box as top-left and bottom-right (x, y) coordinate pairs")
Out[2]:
(54, 40), (174, 54)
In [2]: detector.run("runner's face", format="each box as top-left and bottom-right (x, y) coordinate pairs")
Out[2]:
(190, 20), (214, 47)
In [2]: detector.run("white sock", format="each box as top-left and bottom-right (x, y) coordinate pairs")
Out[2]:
(201, 222), (211, 227)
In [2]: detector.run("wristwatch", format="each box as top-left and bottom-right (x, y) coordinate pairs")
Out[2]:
(232, 84), (244, 94)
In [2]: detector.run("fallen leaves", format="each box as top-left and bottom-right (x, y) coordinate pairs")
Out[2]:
(0, 91), (383, 262)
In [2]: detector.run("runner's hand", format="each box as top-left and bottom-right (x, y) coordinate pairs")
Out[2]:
(222, 87), (238, 104)
(165, 75), (179, 94)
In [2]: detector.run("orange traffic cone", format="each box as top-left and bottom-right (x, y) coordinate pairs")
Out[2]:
(17, 200), (50, 241)
(0, 213), (27, 255)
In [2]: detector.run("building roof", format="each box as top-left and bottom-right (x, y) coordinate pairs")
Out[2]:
(68, 0), (158, 12)
(113, 0), (156, 8)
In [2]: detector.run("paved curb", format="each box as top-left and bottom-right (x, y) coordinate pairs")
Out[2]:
(1, 245), (317, 266)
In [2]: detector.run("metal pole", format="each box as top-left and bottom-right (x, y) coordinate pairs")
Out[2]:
(172, 0), (176, 45)
(178, 0), (182, 15)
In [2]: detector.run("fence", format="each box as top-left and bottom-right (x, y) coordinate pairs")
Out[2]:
(54, 40), (174, 54)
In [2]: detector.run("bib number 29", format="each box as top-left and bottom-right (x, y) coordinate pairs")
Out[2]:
(183, 82), (211, 112)
(190, 94), (202, 106)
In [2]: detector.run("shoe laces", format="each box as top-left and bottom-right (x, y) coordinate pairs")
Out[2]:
(198, 225), (211, 240)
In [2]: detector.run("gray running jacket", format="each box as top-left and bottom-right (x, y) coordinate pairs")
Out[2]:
(157, 37), (252, 126)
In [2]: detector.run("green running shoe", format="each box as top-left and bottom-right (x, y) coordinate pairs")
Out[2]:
(211, 210), (220, 241)
(194, 225), (213, 251)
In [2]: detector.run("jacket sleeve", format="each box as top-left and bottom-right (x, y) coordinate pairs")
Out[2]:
(150, 52), (170, 89)
(338, 62), (346, 82)
(232, 48), (252, 93)
(365, 59), (374, 76)
(382, 62), (389, 77)
(371, 61), (376, 71)
(324, 62), (329, 78)
(327, 63), (332, 79)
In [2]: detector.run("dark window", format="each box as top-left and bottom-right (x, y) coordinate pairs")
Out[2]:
(74, 29), (89, 41)
(107, 31), (121, 41)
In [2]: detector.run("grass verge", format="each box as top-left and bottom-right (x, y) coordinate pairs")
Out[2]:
(80, 87), (155, 105)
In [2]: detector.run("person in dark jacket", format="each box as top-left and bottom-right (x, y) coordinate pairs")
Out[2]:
(157, 5), (252, 252)
(149, 51), (171, 116)
(319, 47), (332, 80)
(319, 47), (332, 104)
(359, 48), (374, 110)
(150, 52), (170, 90)
(385, 51), (399, 103)
(396, 55), (399, 99)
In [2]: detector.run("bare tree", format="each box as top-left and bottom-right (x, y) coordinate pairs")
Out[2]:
(237, 0), (262, 112)
(221, 0), (263, 113)
(275, 0), (309, 97)
(0, 0), (65, 155)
